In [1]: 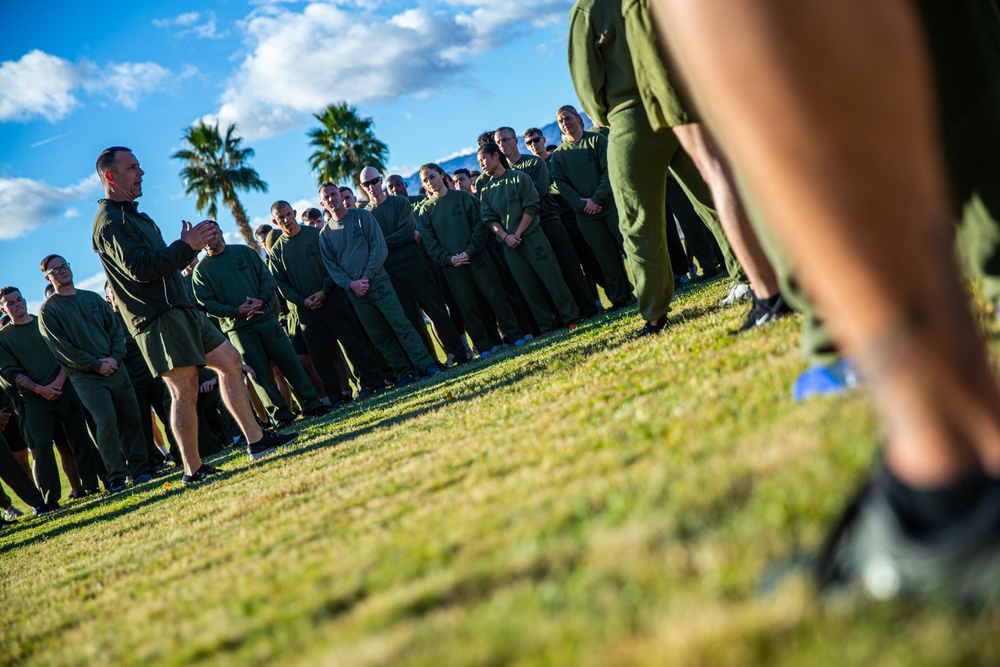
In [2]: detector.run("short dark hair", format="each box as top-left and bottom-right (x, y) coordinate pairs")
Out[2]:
(44, 284), (55, 298)
(495, 126), (516, 140)
(302, 208), (323, 222)
(255, 223), (274, 239)
(0, 286), (22, 299)
(338, 186), (354, 195)
(270, 200), (291, 215)
(452, 168), (471, 178)
(318, 182), (337, 192)
(477, 131), (494, 147)
(40, 254), (64, 273)
(523, 127), (544, 139)
(96, 146), (132, 183)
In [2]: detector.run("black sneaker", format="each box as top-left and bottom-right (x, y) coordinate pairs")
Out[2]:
(639, 317), (671, 337)
(181, 464), (221, 486)
(730, 293), (794, 335)
(247, 430), (298, 461)
(814, 472), (1000, 604)
(303, 405), (333, 419)
(355, 385), (384, 401)
(33, 502), (60, 516)
(424, 363), (442, 378)
(107, 480), (127, 494)
(394, 373), (418, 389)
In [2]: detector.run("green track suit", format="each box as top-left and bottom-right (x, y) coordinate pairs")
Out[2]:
(511, 154), (599, 317)
(268, 226), (387, 391)
(547, 130), (635, 306)
(479, 170), (581, 331)
(0, 317), (102, 503)
(193, 244), (323, 422)
(570, 0), (745, 323)
(39, 290), (151, 485)
(319, 209), (436, 379)
(92, 199), (227, 376)
(367, 195), (467, 361)
(417, 189), (527, 351)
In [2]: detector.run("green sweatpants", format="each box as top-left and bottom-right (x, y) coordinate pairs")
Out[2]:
(502, 229), (580, 332)
(72, 369), (150, 484)
(388, 260), (467, 361)
(573, 210), (634, 306)
(230, 315), (323, 421)
(21, 383), (102, 503)
(441, 255), (525, 351)
(347, 273), (436, 379)
(607, 105), (746, 322)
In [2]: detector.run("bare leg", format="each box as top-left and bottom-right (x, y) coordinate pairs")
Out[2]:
(246, 376), (269, 423)
(205, 341), (264, 444)
(53, 437), (82, 495)
(673, 123), (780, 299)
(13, 448), (31, 476)
(297, 353), (329, 400)
(653, 0), (1000, 484)
(270, 363), (295, 412)
(161, 366), (202, 476)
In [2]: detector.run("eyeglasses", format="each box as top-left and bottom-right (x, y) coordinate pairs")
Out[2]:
(45, 263), (71, 277)
(361, 176), (381, 188)
(525, 136), (544, 145)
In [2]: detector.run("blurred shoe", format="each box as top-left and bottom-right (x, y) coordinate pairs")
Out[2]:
(33, 502), (60, 516)
(248, 430), (298, 462)
(132, 473), (153, 485)
(730, 293), (793, 335)
(394, 373), (418, 389)
(639, 317), (670, 337)
(792, 359), (859, 402)
(720, 282), (752, 307)
(107, 480), (127, 494)
(181, 464), (221, 486)
(514, 334), (534, 346)
(4, 506), (24, 521)
(424, 363), (442, 378)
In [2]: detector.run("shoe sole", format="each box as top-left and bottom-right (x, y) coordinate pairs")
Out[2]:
(248, 446), (278, 462)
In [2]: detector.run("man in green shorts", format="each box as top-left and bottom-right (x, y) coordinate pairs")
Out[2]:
(92, 146), (296, 483)
(37, 255), (152, 493)
(192, 223), (329, 427)
(0, 286), (103, 504)
(317, 182), (442, 387)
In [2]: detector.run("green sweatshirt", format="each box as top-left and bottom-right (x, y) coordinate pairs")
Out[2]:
(38, 290), (125, 378)
(478, 169), (541, 236)
(267, 226), (337, 311)
(510, 154), (562, 226)
(366, 195), (424, 272)
(318, 208), (389, 290)
(92, 199), (199, 335)
(193, 244), (275, 333)
(416, 190), (490, 267)
(549, 131), (616, 212)
(0, 317), (62, 393)
(569, 0), (642, 127)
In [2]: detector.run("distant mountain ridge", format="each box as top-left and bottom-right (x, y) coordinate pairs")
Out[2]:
(400, 118), (595, 189)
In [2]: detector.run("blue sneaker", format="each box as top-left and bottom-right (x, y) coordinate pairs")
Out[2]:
(514, 334), (534, 346)
(793, 358), (859, 402)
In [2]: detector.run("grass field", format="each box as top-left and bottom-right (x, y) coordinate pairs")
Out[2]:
(2, 279), (998, 666)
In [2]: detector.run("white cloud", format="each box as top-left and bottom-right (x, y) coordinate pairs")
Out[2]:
(0, 173), (101, 240)
(0, 50), (193, 122)
(436, 144), (478, 163)
(76, 271), (109, 294)
(0, 50), (81, 122)
(153, 10), (225, 39)
(208, 0), (572, 139)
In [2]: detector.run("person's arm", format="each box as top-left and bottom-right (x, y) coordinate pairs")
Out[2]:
(95, 217), (198, 284)
(362, 212), (389, 279)
(192, 267), (240, 320)
(318, 228), (355, 291)
(251, 249), (275, 302)
(416, 208), (451, 267)
(381, 199), (418, 249)
(515, 175), (541, 235)
(465, 194), (490, 257)
(38, 307), (103, 374)
(104, 299), (127, 363)
(568, 5), (610, 127)
(590, 135), (615, 206)
(549, 153), (588, 212)
(481, 189), (510, 241)
(267, 250), (307, 308)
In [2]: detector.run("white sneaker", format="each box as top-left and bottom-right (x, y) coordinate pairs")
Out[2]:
(4, 506), (24, 521)
(720, 282), (752, 307)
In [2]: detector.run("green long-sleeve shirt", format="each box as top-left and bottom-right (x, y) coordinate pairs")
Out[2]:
(267, 226), (337, 311)
(193, 244), (275, 333)
(510, 154), (562, 227)
(92, 199), (199, 335)
(569, 0), (642, 128)
(318, 208), (389, 290)
(0, 317), (62, 394)
(416, 190), (490, 267)
(478, 169), (541, 236)
(366, 195), (424, 273)
(549, 131), (616, 213)
(38, 290), (125, 378)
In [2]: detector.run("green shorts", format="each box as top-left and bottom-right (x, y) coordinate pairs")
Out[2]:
(135, 307), (227, 377)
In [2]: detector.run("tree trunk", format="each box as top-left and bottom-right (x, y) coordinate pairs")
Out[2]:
(228, 197), (261, 251)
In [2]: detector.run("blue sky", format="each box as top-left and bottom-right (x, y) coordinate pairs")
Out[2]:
(0, 0), (580, 311)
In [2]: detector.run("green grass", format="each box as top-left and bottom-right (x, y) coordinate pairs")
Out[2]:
(2, 279), (998, 666)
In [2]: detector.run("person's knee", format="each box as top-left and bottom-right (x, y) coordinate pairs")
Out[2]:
(206, 341), (244, 374)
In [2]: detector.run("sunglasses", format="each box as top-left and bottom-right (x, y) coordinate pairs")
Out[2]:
(525, 136), (544, 145)
(361, 176), (381, 188)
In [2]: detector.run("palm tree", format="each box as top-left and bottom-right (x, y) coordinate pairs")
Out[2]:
(307, 103), (389, 187)
(172, 121), (268, 250)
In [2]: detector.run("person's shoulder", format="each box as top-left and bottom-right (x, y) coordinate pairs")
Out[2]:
(517, 154), (543, 168)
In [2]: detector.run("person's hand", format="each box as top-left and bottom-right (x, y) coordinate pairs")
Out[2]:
(581, 198), (602, 215)
(0, 408), (10, 431)
(413, 229), (422, 244)
(98, 359), (118, 377)
(238, 297), (265, 319)
(242, 364), (257, 381)
(303, 291), (327, 310)
(451, 252), (470, 267)
(200, 377), (218, 393)
(505, 234), (521, 248)
(350, 277), (370, 297)
(36, 384), (62, 401)
(181, 220), (220, 251)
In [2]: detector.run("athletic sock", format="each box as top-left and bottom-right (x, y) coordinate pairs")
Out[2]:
(756, 294), (781, 311)
(883, 464), (993, 536)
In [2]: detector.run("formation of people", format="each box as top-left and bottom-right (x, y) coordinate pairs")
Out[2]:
(4, 0), (999, 608)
